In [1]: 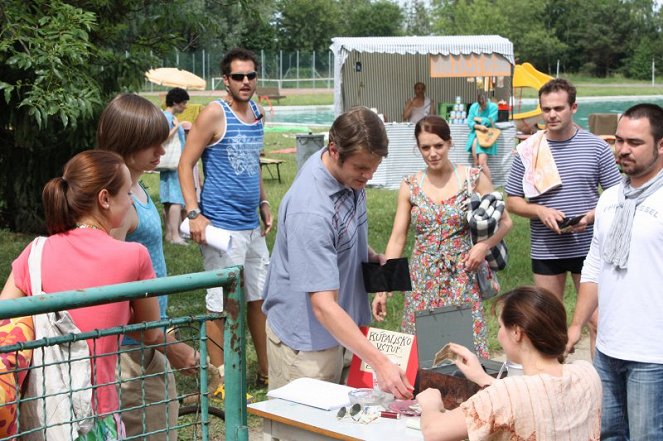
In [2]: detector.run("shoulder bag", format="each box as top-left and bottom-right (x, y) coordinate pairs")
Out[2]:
(19, 237), (94, 440)
(157, 130), (181, 171)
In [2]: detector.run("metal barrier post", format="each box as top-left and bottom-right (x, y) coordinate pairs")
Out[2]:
(224, 268), (248, 441)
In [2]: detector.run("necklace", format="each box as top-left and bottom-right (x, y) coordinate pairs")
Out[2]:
(75, 223), (101, 230)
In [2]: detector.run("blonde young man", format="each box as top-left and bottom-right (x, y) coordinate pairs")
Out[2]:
(504, 79), (621, 354)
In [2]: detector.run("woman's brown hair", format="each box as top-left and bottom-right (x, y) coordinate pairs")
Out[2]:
(42, 150), (126, 235)
(97, 93), (169, 159)
(496, 286), (568, 362)
(415, 115), (451, 143)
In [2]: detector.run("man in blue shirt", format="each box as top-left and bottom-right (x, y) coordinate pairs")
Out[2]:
(263, 107), (413, 399)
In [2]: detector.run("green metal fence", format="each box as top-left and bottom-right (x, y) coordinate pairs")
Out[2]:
(0, 267), (248, 441)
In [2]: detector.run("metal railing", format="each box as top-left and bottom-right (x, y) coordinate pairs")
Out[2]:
(0, 267), (247, 441)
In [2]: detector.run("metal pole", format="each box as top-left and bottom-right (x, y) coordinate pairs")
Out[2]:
(279, 50), (283, 86)
(296, 50), (300, 88)
(312, 51), (316, 88)
(202, 49), (206, 81)
(556, 59), (560, 78)
(176, 49), (179, 67)
(328, 50), (332, 89)
(0, 268), (241, 318)
(653, 58), (656, 86)
(261, 49), (265, 87)
(224, 267), (248, 441)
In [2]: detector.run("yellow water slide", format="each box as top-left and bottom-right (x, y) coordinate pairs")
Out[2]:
(512, 63), (554, 132)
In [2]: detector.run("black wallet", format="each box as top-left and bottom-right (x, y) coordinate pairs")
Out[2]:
(361, 257), (412, 293)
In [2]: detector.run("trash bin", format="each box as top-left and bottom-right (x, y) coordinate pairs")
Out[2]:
(295, 133), (325, 169)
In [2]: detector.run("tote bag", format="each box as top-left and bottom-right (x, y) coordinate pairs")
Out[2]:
(157, 133), (181, 171)
(19, 237), (94, 440)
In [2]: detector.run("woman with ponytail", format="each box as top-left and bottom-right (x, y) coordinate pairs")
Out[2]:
(1, 150), (195, 439)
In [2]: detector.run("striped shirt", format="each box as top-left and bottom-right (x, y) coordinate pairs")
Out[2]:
(505, 129), (620, 259)
(200, 100), (263, 230)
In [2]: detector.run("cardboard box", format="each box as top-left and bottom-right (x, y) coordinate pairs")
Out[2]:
(414, 305), (503, 410)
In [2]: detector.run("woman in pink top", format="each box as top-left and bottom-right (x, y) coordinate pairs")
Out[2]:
(1, 150), (195, 439)
(417, 286), (602, 441)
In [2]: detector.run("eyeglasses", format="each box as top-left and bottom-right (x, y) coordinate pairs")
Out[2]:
(228, 72), (257, 82)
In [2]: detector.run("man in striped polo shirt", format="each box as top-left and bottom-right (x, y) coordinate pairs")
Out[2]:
(505, 79), (620, 354)
(179, 48), (270, 387)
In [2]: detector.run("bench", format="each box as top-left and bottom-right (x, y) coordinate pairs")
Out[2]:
(260, 157), (285, 183)
(257, 87), (287, 105)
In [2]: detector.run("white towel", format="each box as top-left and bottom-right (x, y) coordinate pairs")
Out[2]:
(516, 130), (562, 198)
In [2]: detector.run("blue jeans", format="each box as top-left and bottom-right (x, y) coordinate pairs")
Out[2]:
(594, 349), (663, 440)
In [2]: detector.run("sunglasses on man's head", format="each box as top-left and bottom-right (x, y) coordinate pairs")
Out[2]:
(228, 72), (257, 82)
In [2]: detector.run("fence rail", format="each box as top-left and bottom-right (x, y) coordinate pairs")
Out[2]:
(0, 267), (247, 441)
(146, 49), (334, 92)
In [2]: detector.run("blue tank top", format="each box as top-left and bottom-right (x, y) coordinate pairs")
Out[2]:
(200, 100), (263, 230)
(126, 184), (168, 316)
(123, 186), (168, 346)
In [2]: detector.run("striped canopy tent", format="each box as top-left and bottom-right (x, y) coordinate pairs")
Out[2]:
(330, 36), (514, 119)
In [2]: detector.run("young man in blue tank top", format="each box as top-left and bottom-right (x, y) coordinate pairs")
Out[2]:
(179, 48), (271, 387)
(505, 79), (621, 355)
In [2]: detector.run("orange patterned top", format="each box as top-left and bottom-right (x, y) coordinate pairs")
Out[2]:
(0, 316), (34, 438)
(461, 360), (602, 440)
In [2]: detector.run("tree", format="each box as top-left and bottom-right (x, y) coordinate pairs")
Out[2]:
(341, 0), (404, 37)
(275, 0), (342, 52)
(0, 0), (237, 232)
(405, 0), (432, 36)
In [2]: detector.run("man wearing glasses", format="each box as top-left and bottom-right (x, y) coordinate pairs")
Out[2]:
(179, 48), (271, 389)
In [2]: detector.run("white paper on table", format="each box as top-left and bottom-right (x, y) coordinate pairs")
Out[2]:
(267, 377), (355, 410)
(179, 218), (232, 252)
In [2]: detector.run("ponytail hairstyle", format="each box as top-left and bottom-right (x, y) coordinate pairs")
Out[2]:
(42, 150), (126, 235)
(495, 286), (568, 363)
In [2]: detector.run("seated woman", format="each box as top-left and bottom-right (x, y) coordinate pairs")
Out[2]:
(466, 93), (499, 182)
(417, 286), (602, 441)
(402, 82), (435, 124)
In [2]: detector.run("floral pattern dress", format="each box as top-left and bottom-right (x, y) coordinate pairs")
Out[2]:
(402, 166), (489, 358)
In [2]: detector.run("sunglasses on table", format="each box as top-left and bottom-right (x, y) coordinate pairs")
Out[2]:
(336, 403), (362, 420)
(228, 72), (257, 81)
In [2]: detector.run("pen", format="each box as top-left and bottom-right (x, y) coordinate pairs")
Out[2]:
(380, 410), (400, 419)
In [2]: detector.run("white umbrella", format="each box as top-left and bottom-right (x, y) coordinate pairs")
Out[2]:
(145, 67), (206, 90)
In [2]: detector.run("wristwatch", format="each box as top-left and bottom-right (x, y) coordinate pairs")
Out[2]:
(186, 208), (201, 220)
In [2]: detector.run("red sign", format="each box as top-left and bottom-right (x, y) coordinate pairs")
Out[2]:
(346, 327), (419, 388)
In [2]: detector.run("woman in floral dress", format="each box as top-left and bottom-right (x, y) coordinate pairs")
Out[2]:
(372, 116), (511, 358)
